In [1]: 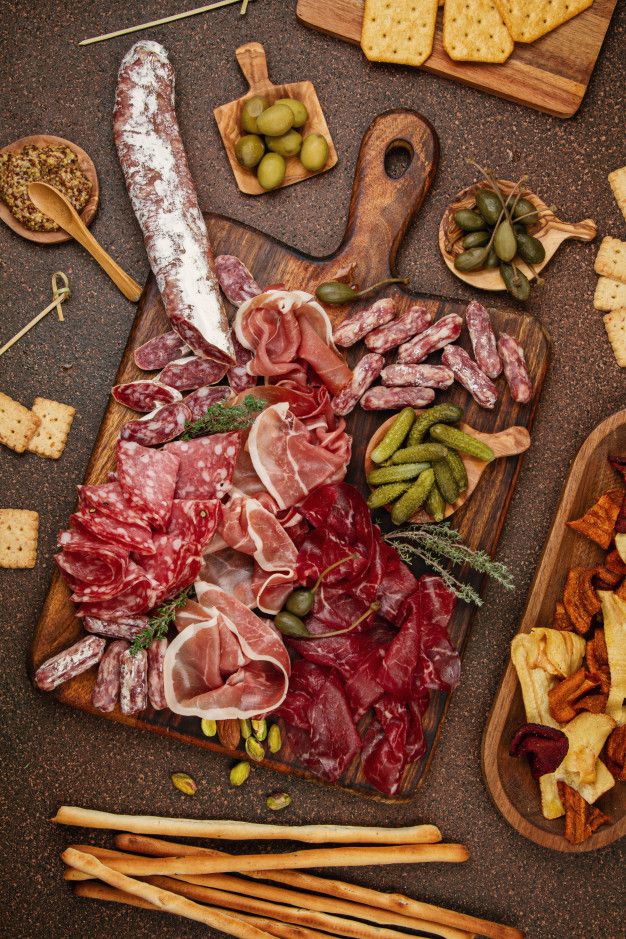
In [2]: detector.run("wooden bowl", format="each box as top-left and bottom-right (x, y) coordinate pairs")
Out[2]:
(0, 134), (99, 244)
(439, 179), (596, 291)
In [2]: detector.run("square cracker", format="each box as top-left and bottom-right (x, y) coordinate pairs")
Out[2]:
(0, 392), (41, 454)
(603, 308), (626, 368)
(361, 0), (439, 67)
(494, 0), (593, 43)
(443, 0), (514, 63)
(0, 509), (39, 569)
(594, 277), (626, 312)
(594, 236), (626, 285)
(27, 397), (76, 460)
(608, 166), (626, 223)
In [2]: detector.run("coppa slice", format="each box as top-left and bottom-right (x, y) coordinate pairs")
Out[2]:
(116, 439), (180, 530)
(165, 433), (241, 501)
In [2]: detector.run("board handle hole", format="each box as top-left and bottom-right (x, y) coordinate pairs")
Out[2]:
(384, 141), (413, 179)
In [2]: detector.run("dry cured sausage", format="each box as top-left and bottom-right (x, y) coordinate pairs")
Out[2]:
(119, 647), (148, 715)
(147, 637), (168, 710)
(380, 363), (454, 388)
(333, 298), (396, 348)
(498, 332), (533, 404)
(441, 344), (498, 409)
(465, 301), (502, 379)
(397, 314), (463, 364)
(84, 617), (147, 641)
(119, 400), (191, 447)
(331, 353), (384, 416)
(34, 635), (106, 692)
(364, 304), (433, 354)
(92, 640), (129, 712)
(158, 355), (227, 391)
(360, 386), (436, 410)
(112, 380), (182, 413)
(215, 255), (260, 305)
(134, 330), (190, 371)
(184, 385), (233, 421)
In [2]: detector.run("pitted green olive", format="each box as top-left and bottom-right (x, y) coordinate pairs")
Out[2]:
(256, 103), (294, 137)
(276, 97), (308, 128)
(257, 152), (286, 190)
(234, 134), (265, 169)
(299, 134), (329, 172)
(240, 96), (268, 134)
(266, 130), (302, 158)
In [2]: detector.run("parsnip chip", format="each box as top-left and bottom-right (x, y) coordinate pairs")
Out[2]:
(563, 568), (601, 635)
(608, 166), (626, 223)
(593, 277), (626, 312)
(595, 237), (626, 284)
(361, 0), (439, 67)
(494, 0), (593, 43)
(443, 0), (513, 63)
(567, 488), (623, 549)
(598, 591), (626, 725)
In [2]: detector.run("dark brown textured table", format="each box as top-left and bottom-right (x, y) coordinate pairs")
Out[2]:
(1, 2), (625, 937)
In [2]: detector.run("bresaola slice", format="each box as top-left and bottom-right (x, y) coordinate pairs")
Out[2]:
(165, 433), (240, 500)
(116, 439), (180, 530)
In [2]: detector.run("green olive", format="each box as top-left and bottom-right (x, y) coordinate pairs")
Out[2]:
(494, 219), (517, 262)
(256, 103), (294, 137)
(299, 134), (329, 172)
(500, 262), (531, 301)
(454, 246), (489, 272)
(276, 97), (308, 128)
(475, 188), (502, 226)
(240, 96), (268, 134)
(454, 209), (485, 232)
(285, 588), (314, 617)
(463, 230), (490, 249)
(515, 231), (546, 265)
(485, 246), (499, 268)
(266, 129), (302, 158)
(513, 197), (539, 226)
(257, 152), (286, 191)
(234, 134), (265, 169)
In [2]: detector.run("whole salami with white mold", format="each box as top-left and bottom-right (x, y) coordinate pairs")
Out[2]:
(498, 333), (533, 404)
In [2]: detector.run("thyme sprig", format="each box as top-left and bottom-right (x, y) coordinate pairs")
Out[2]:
(385, 523), (514, 606)
(181, 394), (265, 440)
(130, 585), (195, 655)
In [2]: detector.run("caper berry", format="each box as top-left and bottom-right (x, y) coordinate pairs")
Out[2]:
(515, 231), (546, 265)
(274, 610), (310, 638)
(485, 246), (499, 268)
(454, 246), (489, 272)
(462, 230), (490, 249)
(475, 188), (502, 226)
(285, 588), (314, 617)
(494, 219), (517, 262)
(454, 209), (485, 232)
(500, 262), (531, 301)
(513, 197), (539, 226)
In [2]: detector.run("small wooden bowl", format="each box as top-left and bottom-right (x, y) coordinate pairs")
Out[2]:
(214, 42), (338, 196)
(0, 134), (99, 244)
(439, 180), (596, 291)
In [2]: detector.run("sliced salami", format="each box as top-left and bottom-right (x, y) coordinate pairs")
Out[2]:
(380, 363), (454, 388)
(134, 330), (190, 371)
(34, 635), (106, 692)
(167, 498), (222, 546)
(184, 384), (234, 421)
(119, 400), (191, 447)
(364, 304), (434, 354)
(333, 298), (396, 348)
(331, 353), (384, 416)
(69, 559), (153, 605)
(441, 345), (498, 409)
(158, 355), (227, 392)
(465, 301), (502, 379)
(119, 647), (148, 715)
(116, 439), (180, 530)
(147, 637), (168, 710)
(112, 380), (182, 413)
(360, 386), (436, 410)
(215, 255), (261, 305)
(497, 333), (533, 404)
(397, 314), (463, 364)
(56, 530), (128, 593)
(84, 616), (147, 641)
(92, 640), (129, 712)
(165, 433), (241, 500)
(78, 482), (147, 529)
(227, 335), (257, 393)
(78, 572), (158, 620)
(71, 509), (154, 557)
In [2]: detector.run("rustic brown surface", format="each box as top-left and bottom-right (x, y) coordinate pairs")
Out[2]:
(1, 1), (625, 937)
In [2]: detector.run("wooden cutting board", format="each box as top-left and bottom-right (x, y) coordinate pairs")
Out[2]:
(296, 0), (617, 118)
(31, 110), (550, 801)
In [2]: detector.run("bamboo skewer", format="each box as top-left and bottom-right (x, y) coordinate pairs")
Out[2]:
(79, 0), (251, 46)
(0, 272), (70, 358)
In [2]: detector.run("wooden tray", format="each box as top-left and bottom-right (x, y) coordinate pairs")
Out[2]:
(31, 110), (550, 801)
(296, 0), (617, 119)
(482, 410), (626, 850)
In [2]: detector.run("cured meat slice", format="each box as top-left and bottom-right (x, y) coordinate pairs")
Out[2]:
(333, 298), (396, 348)
(119, 647), (148, 714)
(497, 332), (533, 404)
(56, 530), (128, 595)
(360, 386), (435, 410)
(114, 42), (234, 365)
(465, 301), (502, 379)
(138, 500), (220, 597)
(34, 635), (106, 692)
(119, 400), (191, 447)
(84, 616), (147, 641)
(116, 439), (180, 530)
(184, 384), (233, 421)
(199, 548), (258, 608)
(70, 509), (155, 556)
(92, 640), (129, 712)
(112, 380), (182, 413)
(361, 697), (418, 796)
(163, 583), (290, 719)
(380, 363), (454, 388)
(441, 344), (498, 409)
(365, 304), (433, 353)
(331, 353), (384, 416)
(158, 355), (227, 391)
(165, 433), (240, 500)
(147, 637), (168, 710)
(397, 313), (463, 364)
(134, 330), (190, 371)
(70, 559), (154, 605)
(227, 335), (257, 393)
(78, 482), (147, 529)
(215, 255), (261, 305)
(77, 571), (159, 619)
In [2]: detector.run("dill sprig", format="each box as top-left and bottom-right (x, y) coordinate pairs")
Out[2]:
(130, 585), (195, 655)
(385, 522), (514, 606)
(181, 394), (265, 440)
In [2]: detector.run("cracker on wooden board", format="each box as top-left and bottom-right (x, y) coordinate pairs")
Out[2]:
(608, 166), (626, 223)
(0, 392), (41, 454)
(594, 236), (626, 285)
(594, 277), (626, 312)
(0, 509), (39, 569)
(361, 0), (439, 67)
(494, 0), (593, 43)
(27, 397), (76, 460)
(603, 308), (626, 368)
(443, 0), (514, 63)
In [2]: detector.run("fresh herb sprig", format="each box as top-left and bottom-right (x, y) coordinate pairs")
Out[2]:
(385, 523), (514, 606)
(181, 394), (265, 441)
(130, 586), (195, 655)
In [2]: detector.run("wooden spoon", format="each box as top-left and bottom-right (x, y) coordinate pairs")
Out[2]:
(364, 414), (530, 523)
(439, 180), (596, 291)
(28, 182), (142, 302)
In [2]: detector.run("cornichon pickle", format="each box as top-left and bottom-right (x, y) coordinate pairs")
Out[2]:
(454, 246), (489, 272)
(433, 459), (460, 506)
(367, 462), (430, 485)
(391, 443), (449, 464)
(426, 484), (445, 522)
(429, 423), (495, 462)
(513, 197), (539, 226)
(443, 447), (468, 491)
(391, 469), (435, 526)
(515, 231), (546, 265)
(241, 95), (268, 133)
(407, 403), (464, 447)
(367, 482), (410, 509)
(475, 188), (502, 226)
(463, 230), (490, 249)
(370, 407), (415, 463)
(494, 219), (517, 262)
(500, 262), (531, 301)
(454, 209), (485, 232)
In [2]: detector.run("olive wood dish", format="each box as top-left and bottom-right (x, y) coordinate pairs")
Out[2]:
(482, 409), (626, 852)
(364, 414), (530, 523)
(214, 42), (338, 196)
(0, 134), (99, 244)
(439, 180), (596, 291)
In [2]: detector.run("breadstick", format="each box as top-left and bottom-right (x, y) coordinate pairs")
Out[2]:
(52, 806), (441, 845)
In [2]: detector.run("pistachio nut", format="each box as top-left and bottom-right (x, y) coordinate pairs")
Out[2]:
(171, 772), (197, 796)
(266, 792), (292, 811)
(267, 724), (282, 754)
(229, 761), (251, 787)
(200, 718), (217, 738)
(252, 719), (268, 741)
(240, 718), (253, 739)
(245, 736), (266, 763)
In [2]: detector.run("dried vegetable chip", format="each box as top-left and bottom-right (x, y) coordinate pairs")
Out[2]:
(604, 725), (626, 781)
(551, 600), (573, 631)
(585, 629), (611, 694)
(548, 668), (608, 724)
(509, 723), (569, 779)
(557, 781), (610, 844)
(563, 568), (601, 636)
(566, 488), (622, 549)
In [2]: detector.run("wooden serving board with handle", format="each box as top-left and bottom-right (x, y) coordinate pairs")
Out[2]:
(296, 0), (617, 119)
(482, 410), (626, 850)
(31, 110), (550, 801)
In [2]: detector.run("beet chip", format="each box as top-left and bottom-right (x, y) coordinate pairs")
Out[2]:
(509, 723), (569, 778)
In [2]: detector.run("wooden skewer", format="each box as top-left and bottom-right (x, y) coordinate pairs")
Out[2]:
(0, 272), (70, 358)
(79, 0), (250, 46)
(52, 806), (442, 845)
